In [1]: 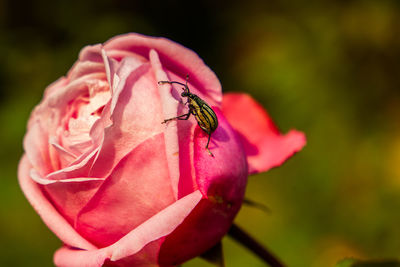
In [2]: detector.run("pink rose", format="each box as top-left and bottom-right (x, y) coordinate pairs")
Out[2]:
(18, 33), (306, 266)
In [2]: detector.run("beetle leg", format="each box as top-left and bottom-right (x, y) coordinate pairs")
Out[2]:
(205, 133), (214, 157)
(175, 113), (191, 120)
(162, 113), (191, 124)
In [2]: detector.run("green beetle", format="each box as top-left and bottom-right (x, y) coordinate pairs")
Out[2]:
(158, 76), (218, 157)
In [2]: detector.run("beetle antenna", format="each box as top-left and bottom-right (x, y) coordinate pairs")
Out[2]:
(158, 76), (191, 93)
(158, 81), (186, 87)
(184, 75), (191, 93)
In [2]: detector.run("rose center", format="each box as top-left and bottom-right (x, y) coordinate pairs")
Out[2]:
(58, 80), (111, 164)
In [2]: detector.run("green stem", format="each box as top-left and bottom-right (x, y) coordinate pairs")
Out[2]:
(228, 224), (286, 267)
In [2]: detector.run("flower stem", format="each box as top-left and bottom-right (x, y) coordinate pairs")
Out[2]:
(228, 224), (286, 267)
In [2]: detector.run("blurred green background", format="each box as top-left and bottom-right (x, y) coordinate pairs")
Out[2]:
(1, 0), (400, 266)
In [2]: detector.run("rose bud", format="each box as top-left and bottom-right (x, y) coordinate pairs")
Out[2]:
(18, 33), (306, 266)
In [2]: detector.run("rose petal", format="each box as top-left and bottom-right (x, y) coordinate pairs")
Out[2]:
(30, 169), (104, 185)
(23, 45), (109, 178)
(101, 49), (120, 93)
(109, 190), (202, 262)
(194, 108), (248, 200)
(18, 155), (97, 250)
(89, 60), (164, 178)
(109, 56), (147, 115)
(28, 77), (68, 129)
(23, 121), (53, 176)
(50, 137), (78, 166)
(27, 168), (105, 225)
(159, 109), (248, 265)
(68, 61), (106, 81)
(45, 148), (98, 180)
(27, 72), (107, 169)
(49, 73), (107, 109)
(76, 44), (104, 63)
(54, 246), (111, 267)
(104, 33), (222, 106)
(150, 49), (181, 199)
(76, 133), (176, 247)
(54, 190), (203, 267)
(222, 93), (306, 174)
(44, 180), (104, 225)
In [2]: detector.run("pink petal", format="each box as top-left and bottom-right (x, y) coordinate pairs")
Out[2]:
(24, 50), (109, 175)
(150, 49), (180, 198)
(193, 108), (248, 199)
(109, 190), (202, 262)
(76, 133), (175, 247)
(104, 33), (222, 106)
(30, 77), (68, 129)
(68, 61), (106, 81)
(222, 93), (306, 174)
(45, 148), (98, 180)
(18, 155), (96, 250)
(27, 73), (107, 164)
(54, 246), (111, 267)
(42, 72), (106, 112)
(159, 109), (248, 265)
(88, 60), (164, 178)
(153, 67), (222, 199)
(101, 49), (120, 93)
(42, 177), (104, 225)
(159, 198), (238, 265)
(54, 190), (203, 267)
(175, 118), (198, 199)
(77, 44), (104, 63)
(23, 121), (53, 176)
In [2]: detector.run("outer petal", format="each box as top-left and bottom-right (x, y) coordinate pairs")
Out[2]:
(42, 177), (104, 225)
(18, 155), (97, 250)
(104, 33), (222, 106)
(67, 43), (106, 80)
(54, 190), (203, 267)
(23, 121), (53, 176)
(222, 93), (306, 174)
(159, 109), (248, 265)
(76, 133), (175, 247)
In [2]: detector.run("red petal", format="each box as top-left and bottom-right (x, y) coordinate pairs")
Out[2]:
(222, 93), (306, 174)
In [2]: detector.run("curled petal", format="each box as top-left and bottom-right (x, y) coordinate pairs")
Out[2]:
(150, 49), (180, 198)
(23, 121), (53, 176)
(104, 33), (222, 106)
(76, 133), (175, 247)
(18, 155), (96, 250)
(54, 190), (203, 267)
(54, 246), (111, 267)
(222, 93), (306, 174)
(27, 168), (105, 225)
(89, 60), (164, 178)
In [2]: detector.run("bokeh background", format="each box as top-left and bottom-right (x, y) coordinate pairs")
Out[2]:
(1, 0), (400, 266)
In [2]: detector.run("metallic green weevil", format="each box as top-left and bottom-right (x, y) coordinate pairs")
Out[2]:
(158, 76), (218, 157)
